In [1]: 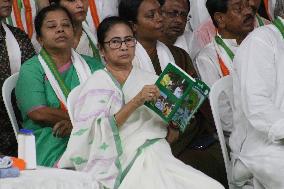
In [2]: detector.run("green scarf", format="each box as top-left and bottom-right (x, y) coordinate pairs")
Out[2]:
(273, 17), (284, 39)
(40, 48), (70, 99)
(215, 36), (235, 61)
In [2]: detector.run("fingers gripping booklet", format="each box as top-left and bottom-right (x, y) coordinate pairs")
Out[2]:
(145, 63), (210, 133)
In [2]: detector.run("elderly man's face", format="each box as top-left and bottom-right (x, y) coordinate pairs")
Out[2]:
(161, 0), (189, 38)
(216, 0), (255, 37)
(0, 0), (12, 19)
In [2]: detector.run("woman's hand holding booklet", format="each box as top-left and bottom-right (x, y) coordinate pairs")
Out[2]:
(145, 63), (210, 133)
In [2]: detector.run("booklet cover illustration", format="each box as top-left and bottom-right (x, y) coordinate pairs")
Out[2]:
(145, 63), (210, 132)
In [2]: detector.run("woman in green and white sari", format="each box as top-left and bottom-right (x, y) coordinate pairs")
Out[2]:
(15, 5), (103, 167)
(58, 16), (224, 189)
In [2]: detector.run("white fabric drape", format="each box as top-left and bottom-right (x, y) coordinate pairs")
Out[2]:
(58, 66), (224, 189)
(38, 49), (91, 107)
(85, 0), (119, 35)
(174, 30), (193, 58)
(230, 20), (284, 188)
(189, 0), (210, 31)
(195, 34), (238, 87)
(133, 41), (175, 74)
(195, 35), (238, 135)
(75, 22), (98, 57)
(1, 166), (100, 189)
(2, 22), (21, 74)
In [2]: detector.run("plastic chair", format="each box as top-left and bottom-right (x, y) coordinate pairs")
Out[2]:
(210, 76), (265, 189)
(2, 72), (20, 141)
(67, 85), (82, 126)
(209, 75), (235, 188)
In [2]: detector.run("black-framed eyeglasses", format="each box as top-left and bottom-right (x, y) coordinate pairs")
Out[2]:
(104, 36), (137, 50)
(162, 10), (189, 21)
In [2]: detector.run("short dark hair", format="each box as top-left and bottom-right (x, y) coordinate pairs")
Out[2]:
(119, 0), (144, 23)
(206, 0), (229, 27)
(119, 0), (164, 23)
(158, 0), (165, 6)
(50, 0), (60, 4)
(97, 16), (134, 47)
(34, 4), (73, 37)
(162, 0), (190, 12)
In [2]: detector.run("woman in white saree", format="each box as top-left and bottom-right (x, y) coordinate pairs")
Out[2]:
(58, 16), (224, 189)
(119, 1), (227, 186)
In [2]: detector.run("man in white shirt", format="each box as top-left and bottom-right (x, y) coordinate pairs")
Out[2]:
(190, 0), (270, 60)
(159, 0), (193, 57)
(196, 0), (255, 87)
(195, 0), (255, 135)
(230, 0), (284, 188)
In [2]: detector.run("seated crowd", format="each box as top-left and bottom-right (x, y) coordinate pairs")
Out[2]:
(0, 0), (283, 188)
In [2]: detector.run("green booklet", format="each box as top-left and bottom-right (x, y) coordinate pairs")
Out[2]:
(145, 63), (210, 133)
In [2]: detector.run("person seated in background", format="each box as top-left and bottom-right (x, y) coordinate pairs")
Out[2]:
(51, 0), (101, 61)
(119, 0), (228, 187)
(15, 5), (103, 167)
(119, 0), (195, 79)
(40, 0), (120, 53)
(159, 0), (193, 58)
(230, 0), (284, 187)
(196, 0), (255, 87)
(0, 0), (35, 156)
(4, 0), (46, 52)
(195, 0), (255, 138)
(58, 16), (224, 189)
(190, 0), (270, 60)
(85, 0), (120, 34)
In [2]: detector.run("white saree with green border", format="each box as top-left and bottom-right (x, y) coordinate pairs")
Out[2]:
(58, 66), (224, 189)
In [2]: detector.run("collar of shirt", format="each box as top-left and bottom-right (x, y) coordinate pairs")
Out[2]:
(216, 32), (239, 49)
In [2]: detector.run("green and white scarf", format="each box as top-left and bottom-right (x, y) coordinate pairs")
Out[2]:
(38, 48), (92, 107)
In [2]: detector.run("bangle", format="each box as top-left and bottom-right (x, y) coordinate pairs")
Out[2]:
(168, 122), (179, 130)
(113, 115), (119, 127)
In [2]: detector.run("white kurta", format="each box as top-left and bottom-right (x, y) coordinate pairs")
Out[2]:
(195, 36), (238, 135)
(230, 21), (284, 189)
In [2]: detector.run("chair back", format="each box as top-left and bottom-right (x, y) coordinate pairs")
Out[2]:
(67, 85), (82, 126)
(2, 72), (20, 141)
(209, 75), (234, 188)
